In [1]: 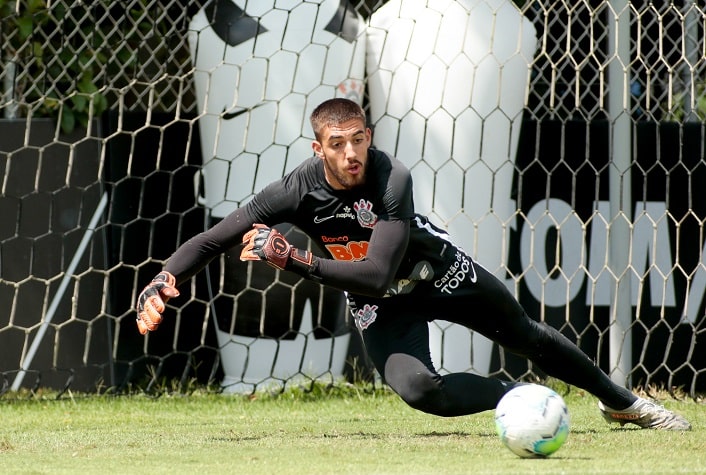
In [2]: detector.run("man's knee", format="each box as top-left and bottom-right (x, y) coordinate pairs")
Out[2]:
(384, 353), (450, 416)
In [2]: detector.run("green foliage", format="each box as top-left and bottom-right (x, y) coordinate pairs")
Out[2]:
(0, 0), (166, 133)
(662, 85), (706, 123)
(0, 0), (107, 132)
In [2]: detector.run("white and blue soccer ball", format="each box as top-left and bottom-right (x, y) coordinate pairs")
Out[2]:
(494, 383), (570, 458)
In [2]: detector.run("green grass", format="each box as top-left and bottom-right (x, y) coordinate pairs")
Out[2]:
(0, 383), (704, 474)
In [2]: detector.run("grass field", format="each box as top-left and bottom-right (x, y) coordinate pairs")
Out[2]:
(1, 382), (704, 474)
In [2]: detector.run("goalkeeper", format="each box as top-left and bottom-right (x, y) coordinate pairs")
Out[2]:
(136, 98), (690, 431)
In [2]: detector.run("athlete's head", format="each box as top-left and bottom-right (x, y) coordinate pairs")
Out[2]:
(310, 98), (371, 190)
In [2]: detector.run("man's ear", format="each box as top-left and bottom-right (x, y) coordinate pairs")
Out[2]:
(312, 140), (324, 159)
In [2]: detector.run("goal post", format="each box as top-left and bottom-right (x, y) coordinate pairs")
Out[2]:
(1, 0), (705, 396)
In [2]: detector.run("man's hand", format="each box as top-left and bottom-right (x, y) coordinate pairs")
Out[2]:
(240, 224), (313, 273)
(240, 224), (293, 269)
(136, 271), (179, 335)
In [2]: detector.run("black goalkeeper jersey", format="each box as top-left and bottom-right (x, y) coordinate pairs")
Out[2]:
(165, 148), (470, 305)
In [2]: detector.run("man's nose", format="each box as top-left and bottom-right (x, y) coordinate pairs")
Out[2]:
(344, 141), (356, 158)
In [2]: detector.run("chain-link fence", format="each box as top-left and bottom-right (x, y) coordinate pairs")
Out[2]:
(1, 0), (705, 396)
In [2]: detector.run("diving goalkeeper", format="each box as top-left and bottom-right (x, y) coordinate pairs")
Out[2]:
(136, 98), (690, 431)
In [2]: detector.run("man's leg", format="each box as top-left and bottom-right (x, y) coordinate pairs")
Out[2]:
(445, 257), (691, 430)
(361, 305), (519, 416)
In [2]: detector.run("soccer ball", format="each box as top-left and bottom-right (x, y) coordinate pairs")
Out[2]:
(494, 384), (570, 458)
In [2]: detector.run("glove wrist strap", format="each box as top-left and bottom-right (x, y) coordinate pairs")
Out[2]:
(286, 247), (315, 277)
(153, 271), (176, 287)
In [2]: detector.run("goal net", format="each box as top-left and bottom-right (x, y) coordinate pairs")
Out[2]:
(1, 0), (705, 396)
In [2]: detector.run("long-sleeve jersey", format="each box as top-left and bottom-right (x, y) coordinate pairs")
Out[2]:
(165, 148), (464, 304)
(160, 142), (647, 423)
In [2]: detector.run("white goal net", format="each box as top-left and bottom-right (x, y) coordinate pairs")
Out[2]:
(1, 0), (705, 396)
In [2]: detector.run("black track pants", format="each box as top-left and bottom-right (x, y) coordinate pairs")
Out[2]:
(358, 255), (636, 416)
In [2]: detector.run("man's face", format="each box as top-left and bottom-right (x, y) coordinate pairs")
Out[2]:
(312, 118), (372, 190)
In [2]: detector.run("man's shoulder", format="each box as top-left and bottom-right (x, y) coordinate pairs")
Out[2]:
(282, 156), (325, 189)
(369, 149), (412, 184)
(369, 148), (406, 169)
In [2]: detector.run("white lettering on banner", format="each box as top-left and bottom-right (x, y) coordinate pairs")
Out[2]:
(520, 199), (585, 306)
(518, 199), (693, 320)
(587, 201), (675, 308)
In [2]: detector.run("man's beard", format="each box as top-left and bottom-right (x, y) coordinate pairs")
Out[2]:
(324, 158), (365, 189)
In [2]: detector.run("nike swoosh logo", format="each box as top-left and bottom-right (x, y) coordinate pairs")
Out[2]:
(222, 102), (265, 121)
(325, 1), (360, 43)
(468, 258), (478, 283)
(205, 1), (268, 47)
(314, 215), (335, 224)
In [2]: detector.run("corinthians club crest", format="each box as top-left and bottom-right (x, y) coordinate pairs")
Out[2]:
(353, 199), (377, 228)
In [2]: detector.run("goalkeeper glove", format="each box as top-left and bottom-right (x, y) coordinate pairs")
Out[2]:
(136, 271), (179, 335)
(240, 224), (314, 275)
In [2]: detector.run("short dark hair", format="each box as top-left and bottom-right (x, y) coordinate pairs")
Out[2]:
(310, 98), (366, 140)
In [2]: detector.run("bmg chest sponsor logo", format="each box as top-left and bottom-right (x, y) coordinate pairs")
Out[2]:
(321, 235), (349, 243)
(325, 240), (368, 261)
(434, 251), (477, 294)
